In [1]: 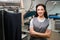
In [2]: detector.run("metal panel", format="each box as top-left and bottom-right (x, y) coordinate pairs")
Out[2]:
(55, 20), (60, 30)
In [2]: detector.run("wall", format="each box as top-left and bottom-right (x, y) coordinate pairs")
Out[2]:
(23, 0), (60, 14)
(46, 1), (60, 15)
(23, 0), (47, 11)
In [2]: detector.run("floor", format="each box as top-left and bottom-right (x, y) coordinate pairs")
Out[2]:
(48, 31), (60, 40)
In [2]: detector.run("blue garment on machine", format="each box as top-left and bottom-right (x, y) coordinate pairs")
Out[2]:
(24, 11), (36, 19)
(4, 11), (21, 40)
(48, 15), (60, 19)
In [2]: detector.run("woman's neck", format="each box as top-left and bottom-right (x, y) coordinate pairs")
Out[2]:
(38, 16), (45, 20)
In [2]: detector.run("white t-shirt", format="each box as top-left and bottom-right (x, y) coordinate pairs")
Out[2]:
(30, 18), (52, 30)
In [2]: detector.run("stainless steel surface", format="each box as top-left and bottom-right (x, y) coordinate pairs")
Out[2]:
(55, 20), (60, 30)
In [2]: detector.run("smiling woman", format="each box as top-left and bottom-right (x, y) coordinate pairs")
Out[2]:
(29, 4), (52, 40)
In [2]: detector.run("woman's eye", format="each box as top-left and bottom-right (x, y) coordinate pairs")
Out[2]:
(41, 9), (44, 11)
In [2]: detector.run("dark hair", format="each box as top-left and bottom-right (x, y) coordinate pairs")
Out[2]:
(35, 4), (48, 19)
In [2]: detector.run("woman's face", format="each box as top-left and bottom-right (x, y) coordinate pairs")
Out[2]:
(37, 6), (45, 17)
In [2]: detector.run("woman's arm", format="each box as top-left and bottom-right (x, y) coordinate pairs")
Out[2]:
(29, 27), (52, 38)
(29, 19), (52, 38)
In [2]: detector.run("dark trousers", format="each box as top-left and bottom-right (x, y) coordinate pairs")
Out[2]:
(0, 11), (3, 40)
(4, 11), (21, 40)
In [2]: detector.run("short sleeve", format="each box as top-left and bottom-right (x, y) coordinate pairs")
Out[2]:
(47, 25), (51, 30)
(47, 19), (52, 30)
(29, 19), (33, 28)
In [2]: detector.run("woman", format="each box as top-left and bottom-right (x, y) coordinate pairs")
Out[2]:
(29, 4), (52, 40)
